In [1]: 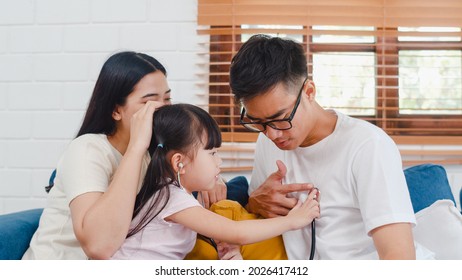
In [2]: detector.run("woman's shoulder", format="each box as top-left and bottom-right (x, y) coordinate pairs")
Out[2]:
(69, 134), (111, 150)
(63, 133), (118, 161)
(73, 133), (108, 144)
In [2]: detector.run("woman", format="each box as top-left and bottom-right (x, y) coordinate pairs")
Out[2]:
(22, 51), (172, 259)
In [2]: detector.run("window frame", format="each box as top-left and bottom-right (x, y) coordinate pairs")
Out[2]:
(209, 26), (462, 141)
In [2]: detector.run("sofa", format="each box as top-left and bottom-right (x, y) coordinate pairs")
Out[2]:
(1, 164), (461, 260)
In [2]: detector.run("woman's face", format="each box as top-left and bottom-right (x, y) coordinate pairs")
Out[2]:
(113, 71), (171, 135)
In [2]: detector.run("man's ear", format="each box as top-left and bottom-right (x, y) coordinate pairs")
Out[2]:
(171, 152), (186, 174)
(305, 80), (316, 101)
(112, 105), (122, 121)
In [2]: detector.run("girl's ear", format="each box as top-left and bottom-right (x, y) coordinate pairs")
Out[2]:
(171, 152), (186, 174)
(112, 105), (122, 121)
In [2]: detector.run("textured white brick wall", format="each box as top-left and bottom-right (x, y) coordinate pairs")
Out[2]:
(0, 0), (205, 214)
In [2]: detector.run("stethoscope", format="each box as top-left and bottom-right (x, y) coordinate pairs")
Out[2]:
(287, 181), (317, 260)
(309, 189), (318, 260)
(309, 220), (316, 260)
(197, 192), (218, 251)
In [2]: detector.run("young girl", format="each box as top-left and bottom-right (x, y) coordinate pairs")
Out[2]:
(112, 104), (320, 259)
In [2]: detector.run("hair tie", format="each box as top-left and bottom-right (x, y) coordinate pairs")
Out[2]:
(157, 143), (164, 149)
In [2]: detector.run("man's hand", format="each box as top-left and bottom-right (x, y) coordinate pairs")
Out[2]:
(247, 160), (315, 218)
(197, 177), (227, 209)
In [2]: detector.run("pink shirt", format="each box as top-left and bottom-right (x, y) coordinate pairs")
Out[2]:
(112, 185), (201, 259)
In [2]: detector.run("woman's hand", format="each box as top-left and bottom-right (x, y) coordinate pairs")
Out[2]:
(127, 101), (164, 155)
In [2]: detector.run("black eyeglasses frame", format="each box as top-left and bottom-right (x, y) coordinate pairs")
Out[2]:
(239, 77), (309, 132)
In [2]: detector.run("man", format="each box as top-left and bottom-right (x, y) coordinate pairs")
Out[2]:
(229, 34), (432, 259)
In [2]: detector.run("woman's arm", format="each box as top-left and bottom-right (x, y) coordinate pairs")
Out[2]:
(70, 101), (160, 259)
(168, 189), (319, 245)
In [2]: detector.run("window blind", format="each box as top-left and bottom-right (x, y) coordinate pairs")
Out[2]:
(197, 0), (462, 171)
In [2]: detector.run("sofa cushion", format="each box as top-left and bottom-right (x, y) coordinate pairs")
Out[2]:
(224, 176), (249, 207)
(0, 208), (43, 260)
(404, 164), (456, 213)
(413, 199), (462, 259)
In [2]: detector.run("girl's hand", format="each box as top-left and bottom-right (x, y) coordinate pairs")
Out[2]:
(127, 101), (164, 155)
(287, 189), (320, 230)
(217, 241), (243, 260)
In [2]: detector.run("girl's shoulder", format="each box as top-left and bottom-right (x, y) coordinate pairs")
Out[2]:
(162, 185), (201, 214)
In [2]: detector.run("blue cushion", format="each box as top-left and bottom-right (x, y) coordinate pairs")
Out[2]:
(0, 208), (43, 260)
(404, 164), (456, 213)
(224, 176), (249, 207)
(192, 176), (249, 208)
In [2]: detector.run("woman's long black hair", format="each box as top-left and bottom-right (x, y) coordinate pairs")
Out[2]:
(127, 104), (222, 237)
(45, 52), (166, 192)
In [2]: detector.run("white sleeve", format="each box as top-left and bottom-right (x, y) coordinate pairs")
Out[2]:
(159, 186), (201, 220)
(58, 136), (116, 205)
(351, 133), (416, 234)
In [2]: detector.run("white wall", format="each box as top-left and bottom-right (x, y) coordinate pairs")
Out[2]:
(1, 0), (461, 215)
(0, 0), (207, 214)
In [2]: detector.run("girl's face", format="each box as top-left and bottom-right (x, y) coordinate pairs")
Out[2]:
(180, 145), (222, 193)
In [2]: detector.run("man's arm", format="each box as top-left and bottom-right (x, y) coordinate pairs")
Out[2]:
(370, 222), (416, 259)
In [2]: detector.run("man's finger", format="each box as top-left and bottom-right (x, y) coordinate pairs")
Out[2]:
(280, 183), (314, 194)
(269, 160), (287, 181)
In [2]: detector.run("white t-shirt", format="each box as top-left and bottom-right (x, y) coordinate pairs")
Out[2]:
(22, 134), (150, 259)
(112, 185), (201, 260)
(250, 111), (434, 260)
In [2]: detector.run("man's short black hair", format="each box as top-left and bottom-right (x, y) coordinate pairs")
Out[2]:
(230, 34), (308, 103)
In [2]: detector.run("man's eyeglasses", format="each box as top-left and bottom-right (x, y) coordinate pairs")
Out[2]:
(239, 77), (308, 132)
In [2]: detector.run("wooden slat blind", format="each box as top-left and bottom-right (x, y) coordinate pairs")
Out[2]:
(197, 0), (462, 170)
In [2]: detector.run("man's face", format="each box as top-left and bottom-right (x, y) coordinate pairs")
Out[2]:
(241, 80), (312, 150)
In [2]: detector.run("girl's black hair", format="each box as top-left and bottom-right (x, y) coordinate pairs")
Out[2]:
(127, 103), (222, 237)
(77, 51), (167, 137)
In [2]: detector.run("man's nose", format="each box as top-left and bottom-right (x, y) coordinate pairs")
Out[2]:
(264, 126), (282, 140)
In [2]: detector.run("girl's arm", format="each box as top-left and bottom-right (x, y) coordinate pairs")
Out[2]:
(168, 189), (319, 245)
(70, 101), (160, 259)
